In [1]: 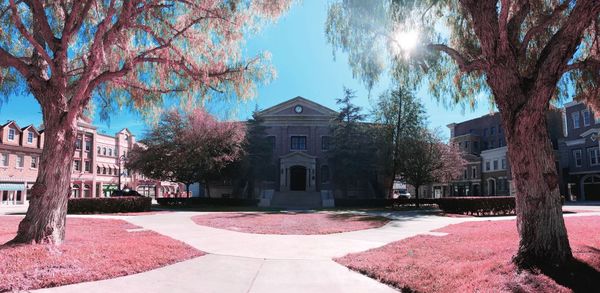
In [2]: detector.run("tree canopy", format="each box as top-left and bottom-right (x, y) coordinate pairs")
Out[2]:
(0, 0), (293, 117)
(326, 0), (600, 109)
(126, 108), (245, 195)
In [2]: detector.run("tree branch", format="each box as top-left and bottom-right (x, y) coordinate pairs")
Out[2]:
(24, 0), (59, 52)
(519, 1), (570, 61)
(0, 46), (32, 77)
(534, 0), (600, 94)
(9, 0), (55, 74)
(427, 44), (487, 72)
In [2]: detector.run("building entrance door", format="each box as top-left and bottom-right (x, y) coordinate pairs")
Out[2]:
(290, 165), (307, 191)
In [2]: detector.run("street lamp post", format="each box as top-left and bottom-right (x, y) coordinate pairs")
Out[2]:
(117, 154), (127, 190)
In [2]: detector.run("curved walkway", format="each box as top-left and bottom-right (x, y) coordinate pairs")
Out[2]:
(35, 209), (600, 293)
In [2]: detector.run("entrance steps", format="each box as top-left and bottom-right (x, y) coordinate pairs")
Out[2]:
(270, 191), (322, 209)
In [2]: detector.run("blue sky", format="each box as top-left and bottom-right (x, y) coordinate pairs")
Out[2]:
(0, 1), (491, 139)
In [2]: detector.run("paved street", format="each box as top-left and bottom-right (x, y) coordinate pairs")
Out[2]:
(0, 205), (595, 293)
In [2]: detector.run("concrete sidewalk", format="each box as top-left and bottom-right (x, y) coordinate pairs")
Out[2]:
(35, 209), (600, 293)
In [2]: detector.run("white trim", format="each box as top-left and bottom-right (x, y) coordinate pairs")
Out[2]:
(565, 138), (586, 146)
(579, 128), (600, 138)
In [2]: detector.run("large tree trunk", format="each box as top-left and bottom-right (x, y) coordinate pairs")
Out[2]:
(502, 104), (572, 269)
(11, 110), (77, 245)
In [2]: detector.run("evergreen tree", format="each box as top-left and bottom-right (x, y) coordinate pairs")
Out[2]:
(236, 108), (275, 198)
(330, 88), (376, 196)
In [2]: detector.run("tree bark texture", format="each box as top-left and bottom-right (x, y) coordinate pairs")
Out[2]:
(500, 100), (572, 269)
(11, 105), (77, 244)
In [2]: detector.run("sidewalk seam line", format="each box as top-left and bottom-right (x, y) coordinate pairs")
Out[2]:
(246, 258), (265, 293)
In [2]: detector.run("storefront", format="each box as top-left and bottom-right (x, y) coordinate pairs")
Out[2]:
(0, 183), (26, 205)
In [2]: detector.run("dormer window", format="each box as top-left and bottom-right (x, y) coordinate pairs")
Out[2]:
(27, 132), (33, 144)
(572, 112), (581, 129)
(583, 109), (591, 127)
(8, 129), (15, 141)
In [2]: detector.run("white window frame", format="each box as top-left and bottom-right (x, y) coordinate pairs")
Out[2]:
(493, 160), (498, 170)
(574, 149), (583, 167)
(1, 153), (8, 167)
(583, 110), (591, 127)
(589, 147), (600, 166)
(8, 128), (15, 141)
(31, 156), (38, 169)
(16, 155), (24, 168)
(471, 166), (477, 178)
(485, 161), (491, 171)
(572, 112), (581, 129)
(501, 158), (506, 170)
(27, 132), (33, 144)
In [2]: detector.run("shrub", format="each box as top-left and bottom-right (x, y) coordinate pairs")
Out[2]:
(436, 196), (515, 216)
(68, 197), (152, 214)
(156, 197), (259, 207)
(334, 198), (437, 208)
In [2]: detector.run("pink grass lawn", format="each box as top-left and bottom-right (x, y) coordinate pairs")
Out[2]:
(192, 212), (389, 235)
(335, 216), (600, 292)
(0, 216), (203, 292)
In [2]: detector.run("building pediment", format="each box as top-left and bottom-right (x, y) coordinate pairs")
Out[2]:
(258, 96), (337, 118)
(280, 151), (317, 160)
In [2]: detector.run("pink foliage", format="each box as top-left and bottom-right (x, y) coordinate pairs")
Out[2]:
(192, 212), (389, 235)
(335, 216), (600, 292)
(0, 216), (203, 292)
(433, 142), (466, 183)
(183, 108), (246, 168)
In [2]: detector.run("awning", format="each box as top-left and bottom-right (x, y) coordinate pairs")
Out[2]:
(0, 183), (26, 191)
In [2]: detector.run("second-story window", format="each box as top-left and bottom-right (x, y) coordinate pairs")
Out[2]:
(73, 160), (81, 171)
(16, 155), (24, 168)
(572, 112), (581, 129)
(75, 137), (82, 150)
(109, 149), (113, 156)
(588, 147), (599, 166)
(27, 132), (33, 144)
(483, 128), (488, 136)
(1, 153), (8, 166)
(471, 166), (477, 178)
(31, 156), (37, 169)
(501, 158), (507, 170)
(485, 161), (491, 171)
(490, 127), (495, 135)
(8, 129), (15, 141)
(573, 149), (583, 167)
(291, 136), (307, 150)
(97, 146), (101, 154)
(583, 110), (591, 127)
(464, 141), (470, 150)
(463, 169), (468, 179)
(84, 161), (91, 172)
(85, 139), (92, 151)
(103, 147), (107, 156)
(473, 141), (479, 151)
(493, 160), (498, 170)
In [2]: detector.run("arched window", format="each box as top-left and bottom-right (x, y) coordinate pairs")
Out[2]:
(71, 184), (80, 198)
(103, 147), (107, 155)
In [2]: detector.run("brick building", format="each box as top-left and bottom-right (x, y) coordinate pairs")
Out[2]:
(0, 117), (181, 205)
(427, 109), (563, 198)
(557, 101), (600, 200)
